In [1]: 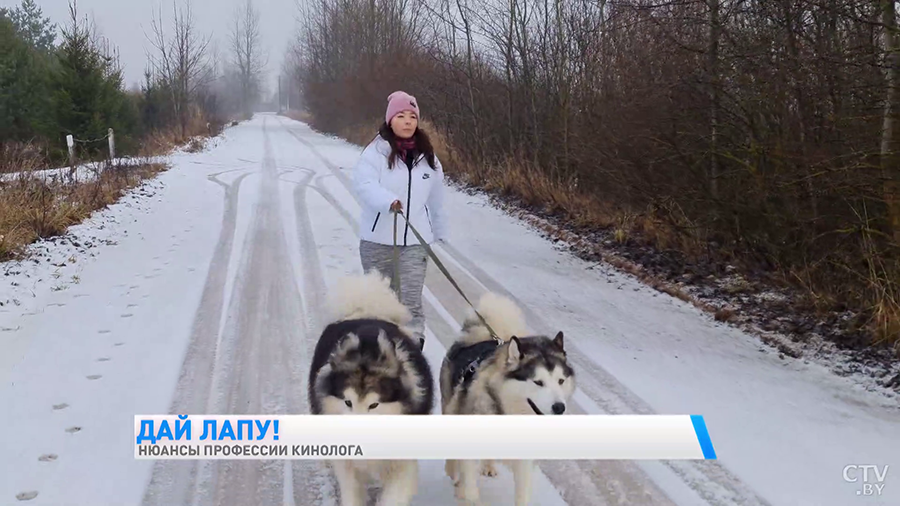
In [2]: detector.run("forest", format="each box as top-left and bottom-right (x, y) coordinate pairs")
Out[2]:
(287, 0), (900, 352)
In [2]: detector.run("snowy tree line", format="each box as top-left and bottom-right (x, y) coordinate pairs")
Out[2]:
(0, 0), (269, 166)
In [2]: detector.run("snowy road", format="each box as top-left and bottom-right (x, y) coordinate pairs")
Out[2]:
(1, 114), (897, 505)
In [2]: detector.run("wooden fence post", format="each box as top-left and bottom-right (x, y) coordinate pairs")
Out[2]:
(67, 134), (75, 168)
(108, 128), (115, 160)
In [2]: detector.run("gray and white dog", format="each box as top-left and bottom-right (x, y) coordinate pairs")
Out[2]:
(308, 271), (434, 506)
(440, 292), (576, 506)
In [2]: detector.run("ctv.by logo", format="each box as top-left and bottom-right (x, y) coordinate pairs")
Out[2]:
(843, 465), (889, 497)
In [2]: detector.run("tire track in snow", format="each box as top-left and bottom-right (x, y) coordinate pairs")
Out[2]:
(285, 159), (341, 506)
(277, 117), (771, 506)
(140, 166), (252, 506)
(196, 116), (305, 506)
(277, 117), (353, 190)
(266, 128), (341, 502)
(205, 117), (333, 506)
(312, 175), (359, 236)
(142, 117), (326, 506)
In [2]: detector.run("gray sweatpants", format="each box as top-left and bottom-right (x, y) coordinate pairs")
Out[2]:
(359, 239), (428, 347)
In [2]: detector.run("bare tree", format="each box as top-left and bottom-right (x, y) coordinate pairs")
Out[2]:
(288, 0), (900, 345)
(882, 0), (900, 244)
(146, 0), (213, 139)
(229, 0), (268, 118)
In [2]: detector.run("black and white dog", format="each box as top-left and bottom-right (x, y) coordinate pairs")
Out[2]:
(440, 292), (576, 506)
(308, 272), (433, 506)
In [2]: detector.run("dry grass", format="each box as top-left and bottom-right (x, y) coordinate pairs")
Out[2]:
(139, 128), (184, 157)
(0, 105), (223, 269)
(185, 137), (207, 153)
(282, 109), (315, 124)
(860, 236), (900, 348)
(139, 107), (216, 157)
(0, 162), (166, 261)
(1, 142), (46, 174)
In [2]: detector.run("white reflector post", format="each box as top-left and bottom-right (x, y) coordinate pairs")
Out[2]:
(135, 415), (717, 460)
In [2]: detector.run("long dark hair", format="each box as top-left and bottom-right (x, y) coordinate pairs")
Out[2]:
(376, 122), (437, 170)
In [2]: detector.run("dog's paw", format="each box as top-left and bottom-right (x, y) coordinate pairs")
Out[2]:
(445, 460), (459, 483)
(454, 485), (482, 505)
(481, 461), (498, 477)
(454, 486), (476, 503)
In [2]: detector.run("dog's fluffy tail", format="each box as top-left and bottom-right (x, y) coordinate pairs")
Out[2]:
(327, 271), (411, 327)
(459, 292), (529, 345)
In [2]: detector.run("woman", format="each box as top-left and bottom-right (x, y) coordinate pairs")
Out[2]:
(352, 91), (448, 349)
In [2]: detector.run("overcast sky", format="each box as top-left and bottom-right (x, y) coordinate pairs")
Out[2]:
(1, 0), (299, 93)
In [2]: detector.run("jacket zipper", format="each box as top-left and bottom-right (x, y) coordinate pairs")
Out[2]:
(401, 154), (425, 246)
(371, 212), (380, 232)
(404, 166), (412, 245)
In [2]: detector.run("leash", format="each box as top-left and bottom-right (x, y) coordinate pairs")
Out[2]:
(391, 210), (503, 344)
(392, 211), (401, 295)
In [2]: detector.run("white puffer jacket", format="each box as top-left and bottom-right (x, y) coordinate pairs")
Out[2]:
(353, 136), (448, 246)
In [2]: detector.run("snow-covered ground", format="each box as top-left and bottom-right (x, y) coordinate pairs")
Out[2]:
(0, 155), (174, 184)
(1, 114), (897, 505)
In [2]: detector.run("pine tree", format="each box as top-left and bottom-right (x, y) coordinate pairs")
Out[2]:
(0, 14), (51, 143)
(1, 0), (56, 53)
(51, 1), (131, 158)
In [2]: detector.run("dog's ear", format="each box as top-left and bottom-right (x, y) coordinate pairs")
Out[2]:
(331, 333), (360, 365)
(337, 332), (360, 352)
(375, 329), (401, 373)
(507, 336), (523, 366)
(376, 329), (397, 358)
(552, 331), (565, 352)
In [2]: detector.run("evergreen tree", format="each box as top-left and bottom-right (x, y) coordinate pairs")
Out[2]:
(1, 0), (57, 53)
(0, 15), (52, 143)
(51, 2), (132, 158)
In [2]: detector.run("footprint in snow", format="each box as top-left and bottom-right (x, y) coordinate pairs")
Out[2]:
(38, 454), (57, 462)
(114, 342), (124, 347)
(16, 491), (38, 501)
(65, 426), (81, 434)
(86, 374), (102, 380)
(121, 313), (133, 318)
(127, 303), (138, 308)
(97, 357), (111, 362)
(98, 330), (111, 334)
(52, 403), (69, 411)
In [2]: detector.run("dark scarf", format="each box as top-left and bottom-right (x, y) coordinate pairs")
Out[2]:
(396, 137), (417, 161)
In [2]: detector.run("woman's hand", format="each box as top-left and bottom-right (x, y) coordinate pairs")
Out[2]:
(390, 200), (403, 213)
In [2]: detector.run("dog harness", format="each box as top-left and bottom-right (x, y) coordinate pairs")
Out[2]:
(447, 340), (501, 389)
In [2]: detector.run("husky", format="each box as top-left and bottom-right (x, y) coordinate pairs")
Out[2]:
(308, 271), (434, 506)
(439, 292), (576, 506)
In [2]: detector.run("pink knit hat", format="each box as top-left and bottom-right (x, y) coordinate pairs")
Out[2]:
(385, 91), (420, 125)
